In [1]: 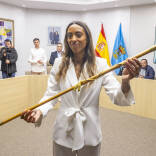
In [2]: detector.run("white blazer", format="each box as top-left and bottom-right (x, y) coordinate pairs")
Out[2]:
(37, 57), (135, 151)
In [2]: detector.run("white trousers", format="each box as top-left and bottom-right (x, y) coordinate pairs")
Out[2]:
(53, 142), (101, 156)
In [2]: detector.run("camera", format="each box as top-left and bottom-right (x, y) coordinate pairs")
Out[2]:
(6, 47), (11, 53)
(1, 47), (11, 58)
(1, 47), (7, 54)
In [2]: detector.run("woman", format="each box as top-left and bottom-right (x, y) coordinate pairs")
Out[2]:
(21, 21), (141, 156)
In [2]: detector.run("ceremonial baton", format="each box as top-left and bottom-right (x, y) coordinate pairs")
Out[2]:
(1, 45), (156, 126)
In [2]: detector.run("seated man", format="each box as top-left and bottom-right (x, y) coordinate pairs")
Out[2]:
(139, 59), (155, 79)
(49, 43), (63, 65)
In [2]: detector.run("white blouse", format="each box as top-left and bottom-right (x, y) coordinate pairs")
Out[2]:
(37, 57), (135, 151)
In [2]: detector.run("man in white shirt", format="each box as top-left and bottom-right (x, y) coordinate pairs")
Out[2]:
(28, 38), (47, 75)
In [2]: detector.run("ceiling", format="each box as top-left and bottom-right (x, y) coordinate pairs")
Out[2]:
(0, 0), (156, 11)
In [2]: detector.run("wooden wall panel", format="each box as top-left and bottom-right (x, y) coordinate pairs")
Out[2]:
(0, 76), (156, 124)
(28, 75), (48, 107)
(100, 77), (156, 120)
(0, 76), (29, 122)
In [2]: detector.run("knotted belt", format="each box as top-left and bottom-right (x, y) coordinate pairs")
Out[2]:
(64, 107), (86, 151)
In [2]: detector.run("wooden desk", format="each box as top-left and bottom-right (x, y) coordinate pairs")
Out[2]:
(0, 76), (156, 123)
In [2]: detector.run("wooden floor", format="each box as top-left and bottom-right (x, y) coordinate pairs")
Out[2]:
(0, 107), (156, 156)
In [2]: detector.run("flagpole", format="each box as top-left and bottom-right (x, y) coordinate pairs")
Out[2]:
(1, 45), (156, 126)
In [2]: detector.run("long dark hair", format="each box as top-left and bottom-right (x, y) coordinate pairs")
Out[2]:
(55, 21), (96, 81)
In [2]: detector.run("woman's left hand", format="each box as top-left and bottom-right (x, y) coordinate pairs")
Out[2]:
(122, 58), (141, 81)
(121, 58), (141, 94)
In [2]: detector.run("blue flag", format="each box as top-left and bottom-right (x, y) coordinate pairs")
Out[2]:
(111, 23), (128, 75)
(153, 26), (156, 64)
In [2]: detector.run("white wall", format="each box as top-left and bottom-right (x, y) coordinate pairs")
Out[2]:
(84, 5), (156, 72)
(83, 7), (131, 59)
(0, 3), (83, 75)
(0, 3), (27, 76)
(130, 4), (156, 71)
(0, 2), (156, 75)
(25, 9), (83, 71)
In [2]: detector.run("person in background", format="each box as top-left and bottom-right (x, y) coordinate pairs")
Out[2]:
(21, 21), (141, 156)
(0, 39), (18, 79)
(49, 42), (63, 66)
(28, 38), (47, 75)
(139, 59), (155, 79)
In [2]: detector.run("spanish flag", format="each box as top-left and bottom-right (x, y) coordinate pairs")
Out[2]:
(95, 24), (110, 66)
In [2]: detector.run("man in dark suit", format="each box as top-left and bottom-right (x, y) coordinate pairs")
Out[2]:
(49, 43), (63, 65)
(139, 59), (155, 79)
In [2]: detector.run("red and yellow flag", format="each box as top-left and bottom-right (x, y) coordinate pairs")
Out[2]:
(95, 24), (110, 66)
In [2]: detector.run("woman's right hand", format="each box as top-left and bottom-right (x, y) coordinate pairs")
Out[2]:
(21, 109), (43, 123)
